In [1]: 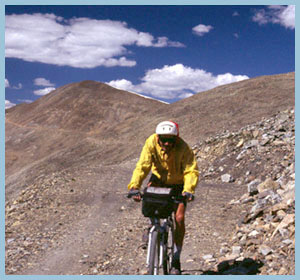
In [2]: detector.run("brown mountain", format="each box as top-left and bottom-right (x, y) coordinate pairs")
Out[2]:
(6, 80), (168, 133)
(5, 80), (167, 195)
(164, 72), (295, 142)
(5, 72), (295, 275)
(5, 72), (294, 195)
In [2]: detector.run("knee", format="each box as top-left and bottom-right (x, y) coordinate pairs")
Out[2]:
(175, 213), (185, 226)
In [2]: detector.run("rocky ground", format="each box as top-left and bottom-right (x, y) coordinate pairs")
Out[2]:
(191, 107), (295, 275)
(5, 108), (295, 275)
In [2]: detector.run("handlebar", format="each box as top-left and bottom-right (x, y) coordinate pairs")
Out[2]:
(127, 191), (142, 199)
(127, 190), (193, 202)
(172, 194), (189, 203)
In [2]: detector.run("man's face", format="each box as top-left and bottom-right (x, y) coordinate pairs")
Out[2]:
(157, 135), (177, 153)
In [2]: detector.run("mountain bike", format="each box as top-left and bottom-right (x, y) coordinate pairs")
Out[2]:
(128, 186), (186, 275)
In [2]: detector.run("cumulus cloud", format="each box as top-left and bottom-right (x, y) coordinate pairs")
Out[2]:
(107, 79), (136, 92)
(192, 24), (213, 36)
(5, 100), (16, 109)
(33, 78), (56, 96)
(34, 77), (55, 87)
(5, 13), (184, 69)
(252, 5), (295, 29)
(34, 87), (56, 96)
(108, 64), (249, 100)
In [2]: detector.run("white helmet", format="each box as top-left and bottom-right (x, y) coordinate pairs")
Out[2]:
(156, 121), (179, 136)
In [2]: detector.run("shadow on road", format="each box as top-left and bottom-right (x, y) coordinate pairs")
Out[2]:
(182, 258), (264, 275)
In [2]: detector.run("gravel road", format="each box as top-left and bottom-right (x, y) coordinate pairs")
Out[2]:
(12, 159), (247, 275)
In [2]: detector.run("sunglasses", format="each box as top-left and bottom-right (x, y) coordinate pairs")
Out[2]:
(159, 136), (176, 144)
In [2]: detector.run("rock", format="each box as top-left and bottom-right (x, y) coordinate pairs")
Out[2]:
(236, 150), (246, 160)
(220, 253), (240, 262)
(259, 245), (272, 256)
(236, 139), (244, 147)
(244, 140), (259, 149)
(221, 174), (234, 183)
(248, 230), (260, 237)
(247, 179), (261, 196)
(278, 267), (289, 274)
(271, 214), (295, 238)
(257, 178), (279, 192)
(202, 254), (214, 260)
(232, 246), (242, 255)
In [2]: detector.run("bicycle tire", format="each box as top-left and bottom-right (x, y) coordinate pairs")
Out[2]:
(148, 230), (159, 275)
(163, 219), (174, 274)
(162, 240), (169, 274)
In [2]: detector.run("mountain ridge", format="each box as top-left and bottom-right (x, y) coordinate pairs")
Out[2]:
(6, 80), (168, 133)
(5, 72), (295, 193)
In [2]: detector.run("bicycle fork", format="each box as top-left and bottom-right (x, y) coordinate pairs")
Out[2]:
(146, 226), (153, 267)
(146, 226), (160, 271)
(146, 223), (168, 274)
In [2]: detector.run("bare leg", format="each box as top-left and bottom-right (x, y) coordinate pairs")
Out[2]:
(171, 202), (186, 274)
(174, 202), (186, 250)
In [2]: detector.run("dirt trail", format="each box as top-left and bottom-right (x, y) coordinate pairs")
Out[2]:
(19, 159), (247, 275)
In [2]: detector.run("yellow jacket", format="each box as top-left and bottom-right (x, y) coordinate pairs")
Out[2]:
(128, 134), (199, 194)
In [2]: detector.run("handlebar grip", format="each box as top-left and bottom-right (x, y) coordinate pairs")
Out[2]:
(173, 194), (194, 202)
(172, 195), (187, 203)
(127, 190), (142, 198)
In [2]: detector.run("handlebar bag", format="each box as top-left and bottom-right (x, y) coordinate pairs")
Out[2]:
(142, 187), (174, 218)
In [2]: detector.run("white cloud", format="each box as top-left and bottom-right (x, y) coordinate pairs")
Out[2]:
(108, 64), (249, 100)
(233, 11), (240, 17)
(252, 5), (295, 29)
(5, 100), (16, 109)
(192, 24), (213, 36)
(34, 77), (55, 87)
(106, 79), (169, 103)
(5, 78), (22, 89)
(33, 87), (56, 96)
(178, 92), (194, 99)
(13, 83), (23, 90)
(5, 13), (184, 68)
(18, 99), (33, 104)
(107, 79), (136, 92)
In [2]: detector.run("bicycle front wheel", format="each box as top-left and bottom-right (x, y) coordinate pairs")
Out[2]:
(148, 230), (160, 275)
(163, 219), (174, 274)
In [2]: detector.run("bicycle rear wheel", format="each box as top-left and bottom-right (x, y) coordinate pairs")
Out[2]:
(148, 230), (160, 275)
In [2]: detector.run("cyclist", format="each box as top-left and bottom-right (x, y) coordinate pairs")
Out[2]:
(128, 120), (199, 275)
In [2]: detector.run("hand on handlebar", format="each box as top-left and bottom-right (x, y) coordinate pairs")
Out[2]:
(182, 192), (194, 202)
(127, 188), (142, 202)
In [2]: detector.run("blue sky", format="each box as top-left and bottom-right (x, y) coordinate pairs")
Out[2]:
(5, 5), (295, 108)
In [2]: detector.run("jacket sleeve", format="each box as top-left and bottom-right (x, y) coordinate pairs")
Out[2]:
(182, 146), (199, 194)
(127, 138), (153, 190)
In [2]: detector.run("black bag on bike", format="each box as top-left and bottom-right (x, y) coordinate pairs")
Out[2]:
(142, 187), (174, 218)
